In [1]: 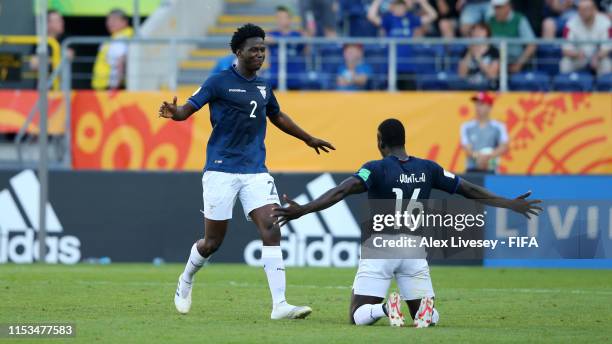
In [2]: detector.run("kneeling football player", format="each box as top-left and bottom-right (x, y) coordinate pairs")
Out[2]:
(273, 118), (542, 327)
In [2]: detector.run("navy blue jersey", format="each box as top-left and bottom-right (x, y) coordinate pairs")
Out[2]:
(353, 156), (459, 200)
(187, 66), (281, 173)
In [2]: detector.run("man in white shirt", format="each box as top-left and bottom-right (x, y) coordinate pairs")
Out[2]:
(560, 0), (611, 75)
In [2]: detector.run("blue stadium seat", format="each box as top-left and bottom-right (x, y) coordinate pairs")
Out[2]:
(450, 78), (493, 91)
(411, 44), (444, 74)
(552, 72), (594, 91)
(364, 44), (388, 90)
(417, 72), (462, 90)
(445, 44), (467, 72)
(448, 43), (467, 58)
(595, 73), (612, 91)
(536, 44), (562, 75)
(318, 44), (344, 75)
(509, 72), (551, 91)
(300, 71), (325, 90)
(266, 55), (309, 90)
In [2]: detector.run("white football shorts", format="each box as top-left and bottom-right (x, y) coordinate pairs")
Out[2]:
(352, 258), (435, 300)
(202, 171), (281, 221)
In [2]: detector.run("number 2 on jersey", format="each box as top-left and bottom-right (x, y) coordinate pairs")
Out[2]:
(249, 100), (257, 118)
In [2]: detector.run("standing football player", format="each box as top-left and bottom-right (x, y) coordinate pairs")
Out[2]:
(273, 119), (541, 327)
(158, 24), (334, 319)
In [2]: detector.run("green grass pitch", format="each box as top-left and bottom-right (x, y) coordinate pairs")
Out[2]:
(1, 264), (611, 343)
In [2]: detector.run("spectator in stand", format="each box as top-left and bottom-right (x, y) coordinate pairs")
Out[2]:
(47, 10), (67, 45)
(30, 10), (74, 71)
(336, 44), (373, 90)
(266, 6), (306, 89)
(457, 0), (492, 37)
(299, 0), (337, 37)
(487, 0), (536, 73)
(542, 0), (578, 38)
(432, 0), (460, 38)
(367, 0), (438, 90)
(460, 92), (509, 173)
(560, 0), (611, 75)
(458, 23), (499, 89)
(338, 0), (378, 36)
(91, 9), (133, 90)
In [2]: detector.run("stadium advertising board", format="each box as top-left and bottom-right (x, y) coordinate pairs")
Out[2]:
(2, 170), (611, 267)
(69, 91), (612, 173)
(1, 91), (609, 173)
(0, 170), (482, 266)
(0, 91), (66, 134)
(484, 175), (612, 268)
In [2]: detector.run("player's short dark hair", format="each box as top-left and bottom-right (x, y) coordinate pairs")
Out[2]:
(47, 9), (60, 16)
(392, 0), (407, 5)
(378, 119), (405, 148)
(230, 23), (266, 54)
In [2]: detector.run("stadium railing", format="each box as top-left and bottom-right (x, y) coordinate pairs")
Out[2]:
(57, 36), (612, 93)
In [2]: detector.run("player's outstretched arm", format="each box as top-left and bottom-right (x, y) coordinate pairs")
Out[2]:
(268, 111), (336, 154)
(272, 177), (365, 226)
(456, 178), (543, 219)
(158, 96), (197, 121)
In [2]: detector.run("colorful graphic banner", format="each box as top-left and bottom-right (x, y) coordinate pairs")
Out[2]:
(70, 91), (612, 174)
(0, 90), (67, 135)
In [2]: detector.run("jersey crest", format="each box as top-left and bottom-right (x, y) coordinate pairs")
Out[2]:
(257, 86), (267, 99)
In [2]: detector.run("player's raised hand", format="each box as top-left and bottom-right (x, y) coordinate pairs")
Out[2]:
(158, 96), (178, 119)
(508, 191), (543, 219)
(271, 194), (306, 227)
(306, 137), (336, 155)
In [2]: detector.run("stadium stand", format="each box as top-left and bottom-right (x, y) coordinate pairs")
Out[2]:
(2, 0), (611, 92)
(552, 72), (595, 91)
(177, 0), (302, 87)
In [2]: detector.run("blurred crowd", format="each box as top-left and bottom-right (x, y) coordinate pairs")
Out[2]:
(34, 1), (612, 92)
(256, 0), (612, 90)
(34, 8), (133, 91)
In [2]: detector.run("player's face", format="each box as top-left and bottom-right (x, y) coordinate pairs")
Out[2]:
(238, 37), (266, 71)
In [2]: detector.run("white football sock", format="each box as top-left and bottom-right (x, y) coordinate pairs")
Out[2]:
(262, 246), (286, 306)
(181, 242), (208, 284)
(353, 303), (386, 325)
